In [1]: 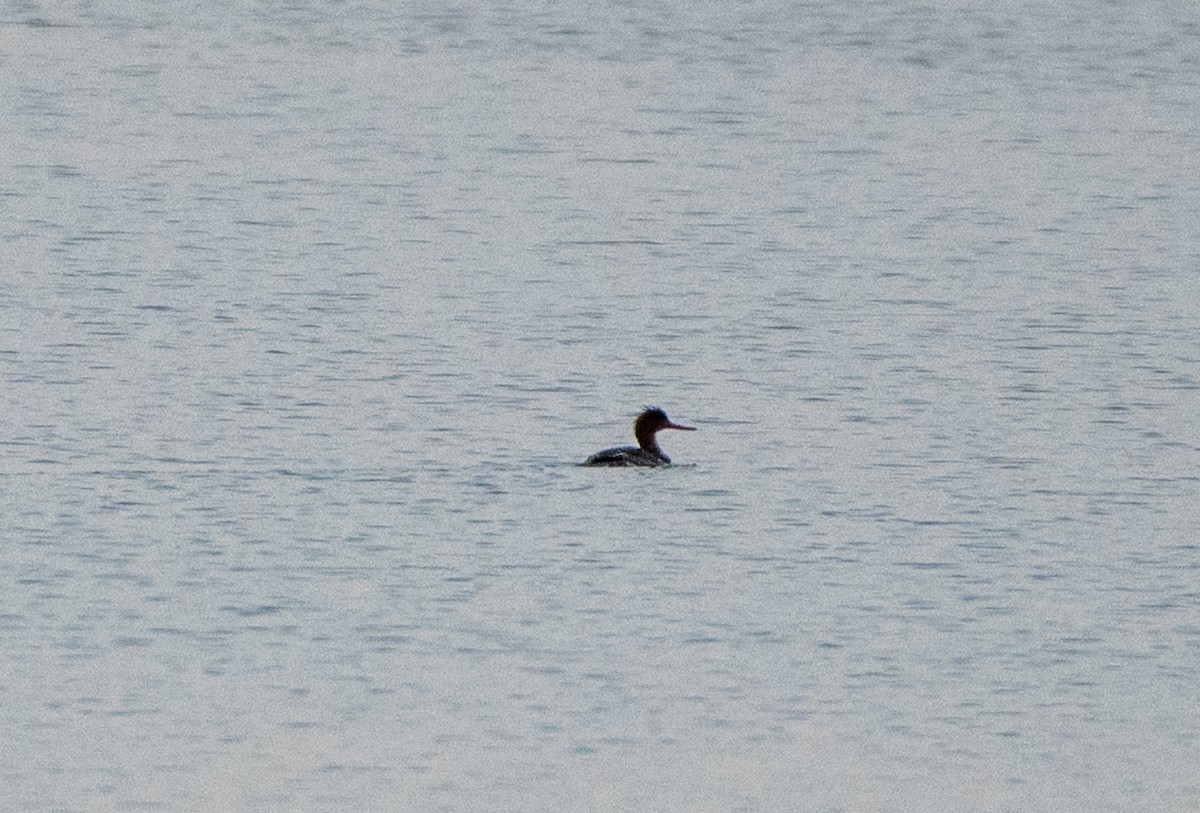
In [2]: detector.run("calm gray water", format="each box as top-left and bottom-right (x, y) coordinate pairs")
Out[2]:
(3, 1), (1199, 811)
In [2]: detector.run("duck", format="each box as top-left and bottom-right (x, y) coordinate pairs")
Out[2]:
(582, 407), (696, 467)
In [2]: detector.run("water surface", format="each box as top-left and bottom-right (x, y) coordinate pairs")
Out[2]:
(2, 2), (1199, 810)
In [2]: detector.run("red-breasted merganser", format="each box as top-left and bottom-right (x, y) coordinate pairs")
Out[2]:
(582, 407), (696, 467)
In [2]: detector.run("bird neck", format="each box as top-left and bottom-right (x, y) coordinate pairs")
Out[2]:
(635, 425), (661, 453)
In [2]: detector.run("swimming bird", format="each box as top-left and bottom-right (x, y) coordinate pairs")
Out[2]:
(582, 407), (696, 467)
